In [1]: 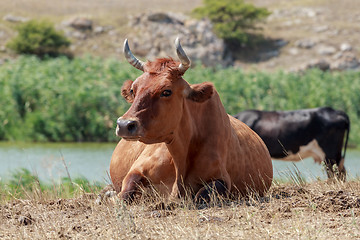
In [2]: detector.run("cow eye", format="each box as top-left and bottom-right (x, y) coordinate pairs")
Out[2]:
(161, 90), (172, 97)
(130, 89), (134, 96)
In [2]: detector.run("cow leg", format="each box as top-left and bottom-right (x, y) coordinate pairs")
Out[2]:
(119, 172), (149, 203)
(337, 158), (346, 181)
(324, 158), (346, 181)
(194, 180), (228, 204)
(326, 158), (346, 181)
(170, 178), (186, 200)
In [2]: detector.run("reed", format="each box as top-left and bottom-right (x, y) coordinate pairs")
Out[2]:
(1, 56), (359, 145)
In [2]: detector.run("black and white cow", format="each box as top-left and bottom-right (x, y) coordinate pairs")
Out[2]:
(233, 107), (350, 180)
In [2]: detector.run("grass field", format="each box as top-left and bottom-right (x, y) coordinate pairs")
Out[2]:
(0, 173), (359, 239)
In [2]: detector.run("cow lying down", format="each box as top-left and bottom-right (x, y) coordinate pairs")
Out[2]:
(109, 38), (273, 203)
(233, 107), (350, 181)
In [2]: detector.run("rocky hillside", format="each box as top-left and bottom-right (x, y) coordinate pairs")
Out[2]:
(0, 0), (359, 71)
(248, 0), (360, 72)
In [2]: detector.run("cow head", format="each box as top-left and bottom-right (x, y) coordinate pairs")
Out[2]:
(116, 38), (214, 144)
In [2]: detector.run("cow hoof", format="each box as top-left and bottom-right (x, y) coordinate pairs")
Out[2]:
(118, 190), (144, 204)
(194, 180), (228, 205)
(149, 201), (179, 211)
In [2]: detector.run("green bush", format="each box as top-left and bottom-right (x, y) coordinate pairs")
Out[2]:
(0, 56), (359, 146)
(6, 19), (71, 57)
(0, 55), (136, 142)
(192, 0), (270, 46)
(0, 168), (103, 200)
(8, 168), (42, 191)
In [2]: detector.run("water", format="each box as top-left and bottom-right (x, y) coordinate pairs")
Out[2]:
(0, 142), (115, 184)
(0, 142), (359, 183)
(272, 150), (360, 181)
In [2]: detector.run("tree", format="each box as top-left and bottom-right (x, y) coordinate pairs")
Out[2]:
(192, 0), (270, 46)
(7, 20), (71, 57)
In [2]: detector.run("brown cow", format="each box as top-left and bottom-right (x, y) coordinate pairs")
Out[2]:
(110, 38), (273, 202)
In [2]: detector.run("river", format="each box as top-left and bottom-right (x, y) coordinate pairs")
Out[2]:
(0, 142), (359, 183)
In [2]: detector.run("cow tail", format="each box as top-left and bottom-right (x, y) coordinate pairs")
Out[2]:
(342, 113), (350, 160)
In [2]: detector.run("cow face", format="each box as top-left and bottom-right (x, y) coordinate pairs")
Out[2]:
(117, 61), (214, 144)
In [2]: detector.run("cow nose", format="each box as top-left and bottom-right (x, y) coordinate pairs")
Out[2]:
(116, 118), (139, 135)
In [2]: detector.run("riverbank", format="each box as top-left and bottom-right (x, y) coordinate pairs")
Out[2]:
(0, 179), (359, 239)
(0, 142), (359, 183)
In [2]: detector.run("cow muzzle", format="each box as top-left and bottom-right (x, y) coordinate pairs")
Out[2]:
(116, 118), (142, 139)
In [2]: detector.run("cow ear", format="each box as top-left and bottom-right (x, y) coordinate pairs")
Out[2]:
(187, 82), (214, 103)
(121, 80), (134, 103)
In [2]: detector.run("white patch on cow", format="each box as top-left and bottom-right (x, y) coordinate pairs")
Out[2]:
(274, 139), (325, 164)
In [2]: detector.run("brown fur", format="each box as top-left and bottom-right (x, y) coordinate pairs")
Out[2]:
(111, 57), (273, 200)
(121, 80), (135, 103)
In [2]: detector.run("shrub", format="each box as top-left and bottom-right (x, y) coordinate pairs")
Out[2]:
(0, 168), (104, 200)
(192, 0), (270, 46)
(6, 19), (71, 57)
(0, 55), (136, 142)
(0, 56), (359, 146)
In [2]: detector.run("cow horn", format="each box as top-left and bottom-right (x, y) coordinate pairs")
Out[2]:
(123, 39), (145, 72)
(175, 37), (191, 74)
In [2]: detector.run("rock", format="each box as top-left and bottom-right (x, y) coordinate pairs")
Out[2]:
(69, 17), (93, 30)
(317, 45), (336, 56)
(306, 59), (330, 71)
(295, 39), (316, 49)
(259, 50), (279, 61)
(328, 29), (340, 36)
(147, 13), (183, 25)
(306, 10), (317, 18)
(331, 52), (360, 70)
(127, 12), (232, 67)
(94, 26), (105, 34)
(274, 39), (288, 48)
(313, 25), (329, 33)
(294, 59), (331, 72)
(93, 25), (113, 34)
(95, 185), (117, 205)
(332, 52), (343, 60)
(3, 14), (29, 22)
(340, 43), (352, 52)
(72, 31), (87, 40)
(108, 30), (118, 36)
(288, 47), (299, 55)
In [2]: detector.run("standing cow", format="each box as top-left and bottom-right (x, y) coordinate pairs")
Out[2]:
(110, 38), (273, 202)
(233, 107), (350, 180)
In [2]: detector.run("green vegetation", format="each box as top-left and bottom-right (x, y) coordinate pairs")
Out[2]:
(0, 56), (136, 142)
(0, 56), (359, 145)
(6, 20), (71, 57)
(188, 67), (360, 145)
(192, 0), (270, 46)
(0, 168), (103, 201)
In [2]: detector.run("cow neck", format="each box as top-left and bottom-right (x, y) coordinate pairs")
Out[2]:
(166, 98), (193, 178)
(165, 91), (230, 191)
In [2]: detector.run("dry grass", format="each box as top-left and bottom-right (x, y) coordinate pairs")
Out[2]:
(1, 179), (359, 239)
(0, 0), (202, 19)
(0, 0), (202, 60)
